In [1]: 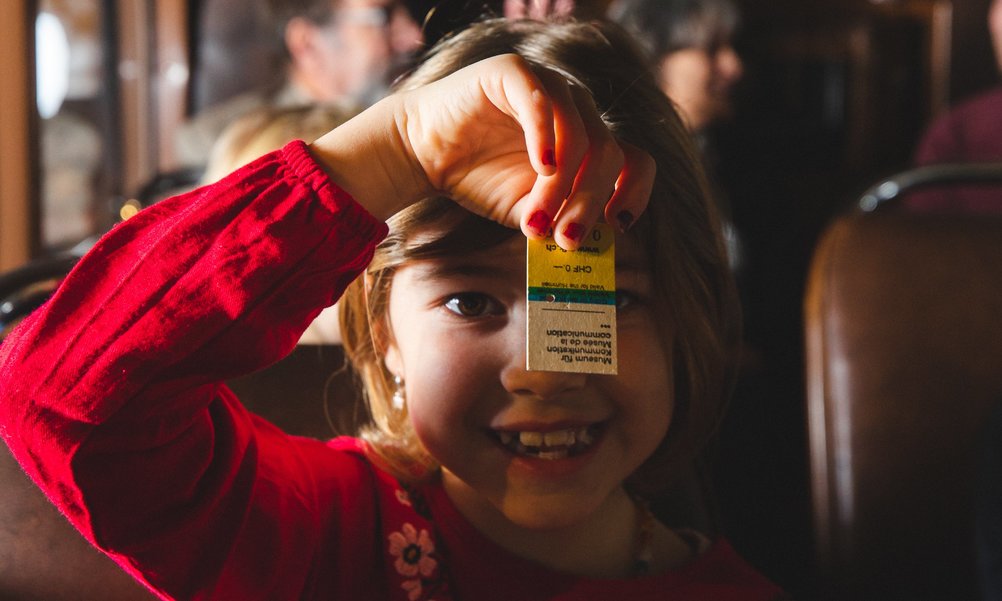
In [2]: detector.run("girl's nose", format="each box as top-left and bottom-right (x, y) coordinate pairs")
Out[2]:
(501, 353), (589, 399)
(501, 306), (588, 399)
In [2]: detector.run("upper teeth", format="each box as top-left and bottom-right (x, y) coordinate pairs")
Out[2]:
(497, 426), (595, 449)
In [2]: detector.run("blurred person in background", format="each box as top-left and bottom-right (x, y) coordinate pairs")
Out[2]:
(201, 104), (357, 185)
(909, 0), (1002, 213)
(177, 0), (422, 169)
(607, 0), (743, 135)
(608, 0), (744, 272)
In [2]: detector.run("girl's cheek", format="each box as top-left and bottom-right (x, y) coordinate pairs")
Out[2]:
(407, 357), (477, 415)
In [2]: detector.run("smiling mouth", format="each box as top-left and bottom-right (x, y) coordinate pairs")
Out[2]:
(492, 425), (602, 460)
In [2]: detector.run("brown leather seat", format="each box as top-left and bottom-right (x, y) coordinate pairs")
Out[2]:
(805, 211), (1002, 600)
(0, 447), (157, 600)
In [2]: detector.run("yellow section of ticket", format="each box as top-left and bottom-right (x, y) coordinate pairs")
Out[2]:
(525, 224), (617, 374)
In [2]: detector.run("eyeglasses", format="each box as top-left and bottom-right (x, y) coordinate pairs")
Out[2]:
(335, 4), (397, 28)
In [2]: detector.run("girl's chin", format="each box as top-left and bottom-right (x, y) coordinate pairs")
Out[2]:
(440, 464), (625, 533)
(492, 488), (621, 532)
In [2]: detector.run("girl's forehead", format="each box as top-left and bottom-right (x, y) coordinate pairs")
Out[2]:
(403, 233), (525, 270)
(401, 228), (651, 273)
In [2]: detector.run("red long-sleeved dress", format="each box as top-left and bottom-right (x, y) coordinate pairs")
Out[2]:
(0, 141), (785, 600)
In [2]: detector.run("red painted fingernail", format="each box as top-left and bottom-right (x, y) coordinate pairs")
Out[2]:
(542, 149), (556, 168)
(562, 222), (586, 243)
(616, 210), (634, 232)
(527, 210), (552, 236)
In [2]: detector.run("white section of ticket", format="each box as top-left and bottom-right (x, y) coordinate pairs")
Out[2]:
(525, 224), (616, 374)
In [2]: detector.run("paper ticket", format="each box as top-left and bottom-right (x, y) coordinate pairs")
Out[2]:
(526, 224), (617, 374)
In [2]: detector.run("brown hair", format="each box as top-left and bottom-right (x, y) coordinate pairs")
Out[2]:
(340, 17), (740, 497)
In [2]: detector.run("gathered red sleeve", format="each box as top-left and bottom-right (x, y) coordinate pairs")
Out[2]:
(0, 140), (389, 599)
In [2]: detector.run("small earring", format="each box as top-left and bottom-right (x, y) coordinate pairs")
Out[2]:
(392, 375), (406, 411)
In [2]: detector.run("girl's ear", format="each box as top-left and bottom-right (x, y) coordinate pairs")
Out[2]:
(366, 273), (404, 377)
(377, 317), (404, 378)
(383, 338), (403, 379)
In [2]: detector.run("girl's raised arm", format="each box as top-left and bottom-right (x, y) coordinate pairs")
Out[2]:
(310, 53), (654, 250)
(0, 141), (388, 599)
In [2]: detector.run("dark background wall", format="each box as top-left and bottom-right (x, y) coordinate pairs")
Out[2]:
(710, 0), (998, 597)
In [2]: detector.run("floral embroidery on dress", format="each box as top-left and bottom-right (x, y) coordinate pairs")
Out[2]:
(389, 523), (437, 577)
(389, 522), (443, 599)
(401, 578), (425, 601)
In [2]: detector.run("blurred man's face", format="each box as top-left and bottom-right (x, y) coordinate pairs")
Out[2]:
(311, 0), (421, 103)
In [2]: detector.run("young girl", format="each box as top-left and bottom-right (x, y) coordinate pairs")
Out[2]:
(0, 17), (784, 601)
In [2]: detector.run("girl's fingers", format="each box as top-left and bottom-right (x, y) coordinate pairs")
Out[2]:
(604, 141), (655, 234)
(513, 68), (587, 240)
(491, 57), (558, 178)
(550, 85), (624, 249)
(450, 55), (650, 244)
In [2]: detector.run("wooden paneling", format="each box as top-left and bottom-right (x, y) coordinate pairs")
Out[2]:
(116, 0), (154, 194)
(0, 0), (37, 270)
(116, 0), (191, 184)
(154, 0), (189, 171)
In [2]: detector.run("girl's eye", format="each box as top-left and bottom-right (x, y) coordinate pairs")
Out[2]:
(443, 293), (503, 317)
(615, 290), (639, 311)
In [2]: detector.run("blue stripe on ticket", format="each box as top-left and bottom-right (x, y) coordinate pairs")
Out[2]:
(527, 287), (616, 305)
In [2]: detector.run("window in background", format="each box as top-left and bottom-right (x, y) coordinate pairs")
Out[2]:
(34, 0), (114, 252)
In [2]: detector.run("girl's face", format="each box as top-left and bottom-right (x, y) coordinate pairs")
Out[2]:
(382, 231), (674, 533)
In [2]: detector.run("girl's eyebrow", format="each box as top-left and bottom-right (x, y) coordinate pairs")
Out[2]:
(615, 252), (653, 276)
(615, 259), (648, 273)
(415, 258), (524, 281)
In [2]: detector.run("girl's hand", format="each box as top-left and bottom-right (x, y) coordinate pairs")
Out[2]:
(312, 54), (654, 249)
